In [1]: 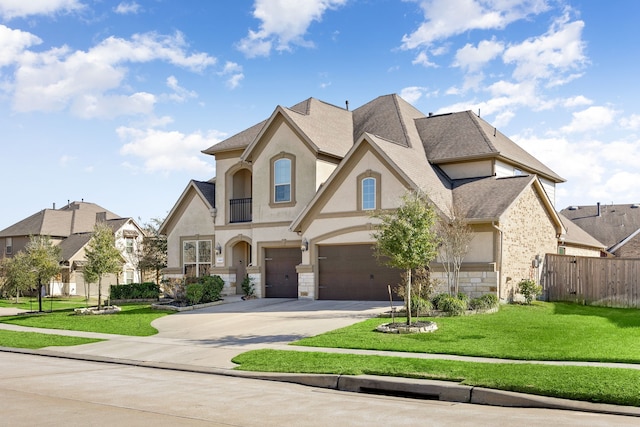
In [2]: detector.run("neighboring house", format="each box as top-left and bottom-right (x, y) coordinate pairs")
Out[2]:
(0, 201), (145, 297)
(161, 94), (566, 301)
(557, 213), (607, 257)
(560, 203), (640, 257)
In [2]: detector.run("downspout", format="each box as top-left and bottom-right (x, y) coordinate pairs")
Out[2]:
(492, 221), (503, 300)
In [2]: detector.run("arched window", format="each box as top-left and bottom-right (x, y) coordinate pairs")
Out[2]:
(362, 177), (376, 210)
(274, 158), (291, 203)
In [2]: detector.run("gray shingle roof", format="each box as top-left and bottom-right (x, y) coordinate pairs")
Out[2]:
(416, 111), (564, 183)
(560, 204), (640, 249)
(193, 180), (216, 208)
(451, 175), (534, 221)
(203, 120), (267, 155)
(58, 233), (92, 261)
(0, 201), (120, 238)
(557, 213), (606, 249)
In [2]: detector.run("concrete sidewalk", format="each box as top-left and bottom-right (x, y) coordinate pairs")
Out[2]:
(1, 297), (639, 417)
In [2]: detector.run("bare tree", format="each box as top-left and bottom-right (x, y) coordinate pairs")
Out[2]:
(437, 202), (474, 296)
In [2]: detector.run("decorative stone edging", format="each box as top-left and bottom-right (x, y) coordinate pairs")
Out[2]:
(151, 299), (226, 312)
(74, 306), (122, 315)
(376, 321), (438, 334)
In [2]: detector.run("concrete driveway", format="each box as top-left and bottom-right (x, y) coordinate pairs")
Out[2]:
(28, 297), (396, 369)
(152, 297), (395, 344)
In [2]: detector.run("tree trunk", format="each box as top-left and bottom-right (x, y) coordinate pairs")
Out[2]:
(97, 277), (102, 310)
(405, 268), (412, 325)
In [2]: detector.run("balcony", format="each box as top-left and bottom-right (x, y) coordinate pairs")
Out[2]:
(230, 198), (252, 223)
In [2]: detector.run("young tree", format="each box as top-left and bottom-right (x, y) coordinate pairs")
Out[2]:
(436, 203), (474, 296)
(0, 251), (35, 303)
(137, 218), (167, 284)
(372, 191), (440, 325)
(25, 236), (61, 312)
(84, 222), (123, 310)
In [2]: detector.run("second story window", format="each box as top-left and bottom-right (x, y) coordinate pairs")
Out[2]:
(362, 177), (376, 210)
(125, 237), (134, 253)
(274, 158), (291, 203)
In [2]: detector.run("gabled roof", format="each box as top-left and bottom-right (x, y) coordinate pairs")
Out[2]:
(416, 111), (565, 183)
(0, 201), (120, 238)
(58, 233), (92, 262)
(560, 203), (640, 250)
(238, 98), (353, 162)
(159, 180), (216, 235)
(452, 174), (563, 233)
(202, 120), (267, 155)
(557, 213), (606, 250)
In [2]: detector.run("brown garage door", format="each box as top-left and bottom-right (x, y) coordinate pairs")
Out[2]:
(265, 247), (301, 298)
(318, 244), (403, 300)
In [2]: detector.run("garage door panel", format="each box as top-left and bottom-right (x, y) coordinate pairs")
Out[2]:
(318, 245), (403, 300)
(265, 248), (300, 298)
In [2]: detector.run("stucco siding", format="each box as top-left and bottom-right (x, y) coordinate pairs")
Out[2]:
(166, 193), (215, 270)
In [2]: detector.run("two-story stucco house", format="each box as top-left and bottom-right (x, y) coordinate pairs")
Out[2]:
(160, 94), (567, 301)
(0, 201), (145, 297)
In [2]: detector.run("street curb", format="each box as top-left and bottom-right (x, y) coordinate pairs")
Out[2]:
(2, 346), (639, 418)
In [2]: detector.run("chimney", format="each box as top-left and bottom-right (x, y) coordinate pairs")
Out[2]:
(96, 212), (107, 223)
(597, 202), (601, 217)
(53, 202), (56, 210)
(345, 100), (349, 111)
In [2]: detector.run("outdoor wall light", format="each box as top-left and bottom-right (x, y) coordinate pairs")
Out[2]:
(215, 242), (222, 255)
(301, 238), (309, 252)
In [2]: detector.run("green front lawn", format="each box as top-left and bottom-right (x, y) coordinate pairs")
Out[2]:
(0, 330), (102, 349)
(232, 350), (640, 407)
(0, 304), (170, 336)
(294, 302), (640, 363)
(0, 296), (96, 312)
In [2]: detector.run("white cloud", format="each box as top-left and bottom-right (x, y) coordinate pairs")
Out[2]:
(237, 0), (347, 57)
(9, 31), (216, 118)
(217, 61), (244, 89)
(399, 86), (434, 104)
(59, 154), (75, 167)
(401, 0), (550, 50)
(619, 114), (640, 130)
(165, 76), (197, 102)
(117, 126), (223, 176)
(560, 106), (617, 134)
(114, 2), (141, 15)
(563, 95), (592, 108)
(503, 13), (587, 83)
(0, 25), (42, 67)
(411, 51), (436, 67)
(453, 38), (504, 72)
(0, 0), (84, 19)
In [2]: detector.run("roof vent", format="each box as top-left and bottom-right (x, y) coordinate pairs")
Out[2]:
(632, 204), (640, 208)
(568, 206), (579, 210)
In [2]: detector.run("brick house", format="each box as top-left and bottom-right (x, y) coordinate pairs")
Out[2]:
(561, 203), (640, 257)
(161, 94), (567, 301)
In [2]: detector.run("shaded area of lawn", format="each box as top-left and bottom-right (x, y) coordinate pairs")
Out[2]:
(233, 349), (640, 407)
(0, 304), (170, 336)
(0, 296), (94, 312)
(0, 330), (102, 349)
(294, 302), (640, 363)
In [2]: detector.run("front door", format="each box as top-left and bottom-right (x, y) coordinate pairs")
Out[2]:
(233, 242), (251, 294)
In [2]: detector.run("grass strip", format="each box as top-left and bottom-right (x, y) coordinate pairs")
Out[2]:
(0, 330), (102, 349)
(0, 297), (94, 312)
(232, 349), (640, 407)
(0, 304), (169, 336)
(294, 302), (640, 363)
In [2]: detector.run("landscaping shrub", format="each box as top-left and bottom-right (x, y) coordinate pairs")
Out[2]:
(110, 282), (160, 300)
(410, 296), (432, 317)
(201, 275), (224, 303)
(469, 293), (499, 310)
(241, 276), (255, 298)
(185, 283), (204, 305)
(432, 293), (468, 315)
(518, 279), (542, 304)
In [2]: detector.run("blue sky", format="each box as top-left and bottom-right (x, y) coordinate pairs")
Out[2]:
(1, 0), (639, 229)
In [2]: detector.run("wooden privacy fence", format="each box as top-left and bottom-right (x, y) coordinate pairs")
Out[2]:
(543, 254), (640, 308)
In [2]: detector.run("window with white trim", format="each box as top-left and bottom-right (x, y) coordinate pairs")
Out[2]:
(5, 237), (12, 255)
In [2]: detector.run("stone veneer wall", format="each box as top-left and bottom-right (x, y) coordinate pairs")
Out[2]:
(499, 184), (558, 301)
(296, 264), (314, 299)
(431, 271), (499, 299)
